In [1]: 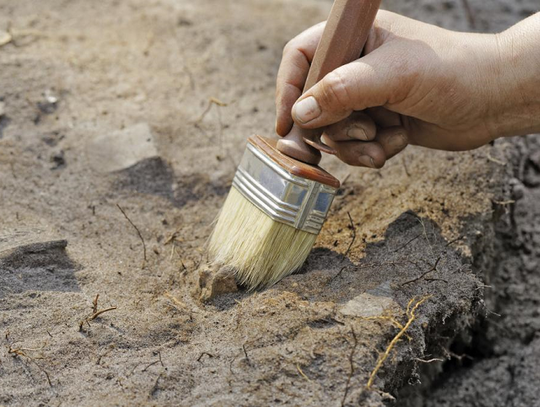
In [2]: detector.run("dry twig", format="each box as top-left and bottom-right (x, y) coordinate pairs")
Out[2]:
(341, 327), (358, 406)
(327, 266), (347, 284)
(89, 307), (117, 321)
(197, 352), (214, 362)
(341, 212), (357, 262)
(117, 203), (147, 268)
(401, 257), (443, 286)
(92, 294), (99, 314)
(79, 295), (117, 331)
(242, 343), (250, 364)
(390, 233), (422, 253)
(142, 360), (160, 372)
(149, 372), (164, 397)
(445, 236), (465, 247)
(8, 344), (52, 387)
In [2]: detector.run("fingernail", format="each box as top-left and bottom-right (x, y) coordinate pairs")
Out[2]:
(358, 155), (375, 168)
(389, 133), (407, 151)
(293, 96), (321, 123)
(347, 126), (368, 141)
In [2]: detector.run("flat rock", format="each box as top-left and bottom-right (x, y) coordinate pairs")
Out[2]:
(0, 228), (70, 269)
(339, 292), (398, 318)
(0, 227), (62, 256)
(86, 123), (158, 173)
(0, 228), (78, 298)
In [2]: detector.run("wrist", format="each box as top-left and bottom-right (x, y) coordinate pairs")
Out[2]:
(490, 13), (540, 139)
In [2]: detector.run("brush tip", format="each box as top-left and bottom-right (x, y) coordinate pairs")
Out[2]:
(209, 188), (317, 290)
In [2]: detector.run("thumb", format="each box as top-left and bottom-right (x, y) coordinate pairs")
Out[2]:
(292, 54), (400, 129)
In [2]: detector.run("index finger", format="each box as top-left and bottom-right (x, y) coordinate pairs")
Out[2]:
(276, 22), (326, 137)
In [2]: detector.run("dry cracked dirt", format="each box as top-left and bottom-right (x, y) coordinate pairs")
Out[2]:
(1, 0), (539, 406)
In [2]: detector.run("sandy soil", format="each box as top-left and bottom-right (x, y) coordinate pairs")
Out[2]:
(0, 0), (538, 406)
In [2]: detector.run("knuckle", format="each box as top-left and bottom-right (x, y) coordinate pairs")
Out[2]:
(337, 151), (356, 166)
(320, 71), (353, 111)
(282, 40), (296, 57)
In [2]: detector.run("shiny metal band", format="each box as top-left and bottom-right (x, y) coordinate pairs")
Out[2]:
(232, 142), (338, 234)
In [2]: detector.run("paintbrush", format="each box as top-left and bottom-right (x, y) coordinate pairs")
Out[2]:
(209, 0), (381, 290)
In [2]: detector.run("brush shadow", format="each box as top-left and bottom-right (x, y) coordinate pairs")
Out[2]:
(114, 157), (229, 208)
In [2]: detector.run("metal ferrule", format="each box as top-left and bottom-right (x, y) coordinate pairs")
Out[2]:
(232, 142), (338, 235)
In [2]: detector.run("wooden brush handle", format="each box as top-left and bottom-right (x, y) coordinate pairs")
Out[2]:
(276, 0), (381, 165)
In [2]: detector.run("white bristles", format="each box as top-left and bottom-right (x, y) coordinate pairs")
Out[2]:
(209, 187), (317, 290)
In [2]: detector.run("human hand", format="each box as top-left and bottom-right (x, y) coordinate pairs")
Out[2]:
(276, 10), (536, 168)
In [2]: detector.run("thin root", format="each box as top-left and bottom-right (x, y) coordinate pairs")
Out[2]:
(297, 364), (312, 382)
(366, 296), (432, 389)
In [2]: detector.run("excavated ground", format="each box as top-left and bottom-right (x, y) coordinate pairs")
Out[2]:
(0, 0), (538, 406)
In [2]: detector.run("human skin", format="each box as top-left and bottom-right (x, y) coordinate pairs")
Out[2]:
(275, 11), (540, 168)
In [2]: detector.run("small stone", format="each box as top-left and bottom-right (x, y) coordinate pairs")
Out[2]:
(339, 292), (397, 318)
(44, 89), (58, 105)
(37, 90), (59, 114)
(0, 101), (5, 117)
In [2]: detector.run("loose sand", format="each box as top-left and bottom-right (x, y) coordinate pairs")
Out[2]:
(0, 0), (538, 405)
